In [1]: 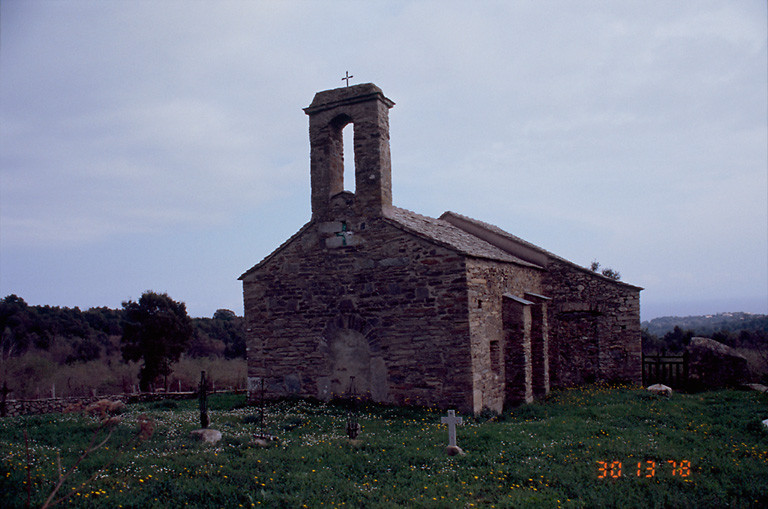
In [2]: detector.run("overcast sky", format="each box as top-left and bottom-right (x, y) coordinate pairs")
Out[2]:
(1, 0), (766, 321)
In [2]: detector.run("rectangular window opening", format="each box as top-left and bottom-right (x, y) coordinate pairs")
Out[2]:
(343, 124), (355, 193)
(490, 340), (501, 375)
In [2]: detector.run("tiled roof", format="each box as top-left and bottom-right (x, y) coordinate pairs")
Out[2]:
(440, 210), (643, 290)
(440, 211), (557, 258)
(383, 206), (542, 268)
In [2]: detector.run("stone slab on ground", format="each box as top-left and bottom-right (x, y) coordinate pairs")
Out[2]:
(745, 384), (768, 393)
(647, 384), (673, 397)
(252, 434), (279, 447)
(190, 429), (222, 444)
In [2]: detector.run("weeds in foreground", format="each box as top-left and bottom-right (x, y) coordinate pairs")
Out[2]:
(1, 386), (766, 508)
(20, 402), (155, 509)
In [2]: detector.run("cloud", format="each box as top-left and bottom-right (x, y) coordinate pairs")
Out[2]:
(0, 0), (765, 318)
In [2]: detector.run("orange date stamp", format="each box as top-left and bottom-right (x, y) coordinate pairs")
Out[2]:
(597, 460), (691, 479)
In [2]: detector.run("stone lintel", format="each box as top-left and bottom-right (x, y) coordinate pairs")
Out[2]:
(318, 221), (344, 233)
(524, 292), (551, 302)
(503, 293), (534, 306)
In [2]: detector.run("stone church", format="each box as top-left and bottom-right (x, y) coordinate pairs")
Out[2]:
(241, 83), (642, 414)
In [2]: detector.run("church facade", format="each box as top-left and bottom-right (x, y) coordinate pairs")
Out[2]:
(241, 84), (642, 414)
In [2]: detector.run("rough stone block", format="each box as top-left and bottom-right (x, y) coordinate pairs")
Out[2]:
(647, 383), (673, 397)
(190, 429), (222, 444)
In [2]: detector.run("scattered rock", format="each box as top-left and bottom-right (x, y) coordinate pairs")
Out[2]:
(63, 401), (86, 414)
(85, 399), (126, 418)
(446, 445), (465, 456)
(190, 429), (222, 444)
(252, 434), (278, 447)
(647, 384), (673, 397)
(744, 384), (768, 393)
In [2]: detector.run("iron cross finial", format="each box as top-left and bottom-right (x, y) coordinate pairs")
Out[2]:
(342, 71), (354, 87)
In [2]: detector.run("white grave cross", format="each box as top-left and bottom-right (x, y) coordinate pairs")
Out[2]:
(441, 410), (463, 447)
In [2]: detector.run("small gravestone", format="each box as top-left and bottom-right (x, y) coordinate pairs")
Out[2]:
(441, 410), (465, 456)
(346, 412), (361, 440)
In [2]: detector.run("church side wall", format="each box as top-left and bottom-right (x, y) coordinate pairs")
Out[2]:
(464, 259), (543, 414)
(543, 260), (642, 387)
(242, 219), (475, 412)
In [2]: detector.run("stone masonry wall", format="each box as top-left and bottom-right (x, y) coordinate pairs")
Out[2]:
(242, 217), (476, 412)
(1, 391), (201, 418)
(304, 84), (394, 221)
(464, 259), (543, 413)
(502, 297), (533, 406)
(543, 259), (642, 387)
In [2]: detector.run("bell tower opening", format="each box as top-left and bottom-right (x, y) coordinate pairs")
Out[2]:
(342, 123), (355, 194)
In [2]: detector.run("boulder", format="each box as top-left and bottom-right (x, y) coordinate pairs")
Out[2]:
(687, 337), (749, 389)
(647, 384), (673, 397)
(190, 429), (222, 444)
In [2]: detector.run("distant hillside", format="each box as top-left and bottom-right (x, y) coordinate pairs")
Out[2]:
(642, 312), (768, 337)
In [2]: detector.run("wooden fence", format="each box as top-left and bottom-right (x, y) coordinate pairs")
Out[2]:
(642, 352), (689, 390)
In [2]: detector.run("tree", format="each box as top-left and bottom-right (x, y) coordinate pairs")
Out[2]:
(213, 309), (237, 321)
(121, 292), (193, 391)
(589, 260), (621, 281)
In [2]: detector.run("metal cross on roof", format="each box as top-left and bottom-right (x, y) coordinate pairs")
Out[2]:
(342, 71), (354, 87)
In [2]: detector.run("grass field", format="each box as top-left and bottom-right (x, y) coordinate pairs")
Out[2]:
(1, 385), (767, 508)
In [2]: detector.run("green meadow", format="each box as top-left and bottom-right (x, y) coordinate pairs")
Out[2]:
(1, 385), (766, 508)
